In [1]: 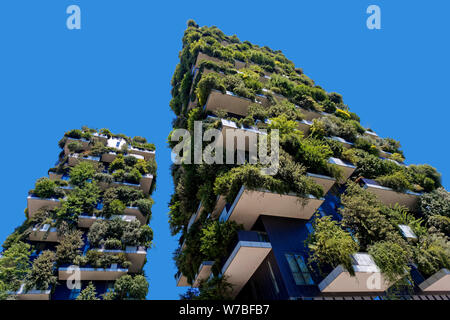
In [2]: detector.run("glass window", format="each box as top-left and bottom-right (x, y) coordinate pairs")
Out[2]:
(285, 253), (314, 285)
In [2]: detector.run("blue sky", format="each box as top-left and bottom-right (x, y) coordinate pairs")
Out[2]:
(0, 1), (448, 299)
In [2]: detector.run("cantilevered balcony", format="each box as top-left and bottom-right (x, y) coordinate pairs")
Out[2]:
(10, 284), (50, 300)
(27, 195), (62, 219)
(328, 157), (357, 182)
(219, 186), (324, 230)
(176, 271), (189, 287)
(91, 246), (147, 273)
(29, 224), (59, 242)
(128, 146), (156, 161)
(419, 269), (450, 292)
(140, 174), (154, 195)
(194, 52), (223, 69)
(295, 106), (324, 121)
(49, 172), (63, 181)
(221, 231), (272, 298)
(58, 264), (128, 281)
(187, 202), (204, 232)
(78, 214), (137, 229)
(326, 136), (354, 149)
(124, 206), (147, 225)
(306, 173), (336, 194)
(192, 261), (214, 288)
(297, 119), (313, 136)
(64, 137), (90, 155)
(318, 253), (392, 293)
(204, 89), (255, 117)
(68, 153), (100, 166)
(360, 178), (421, 210)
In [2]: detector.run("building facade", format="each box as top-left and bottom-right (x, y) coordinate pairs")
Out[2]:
(0, 127), (156, 300)
(170, 22), (450, 300)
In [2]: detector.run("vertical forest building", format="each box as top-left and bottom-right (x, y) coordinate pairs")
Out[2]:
(169, 21), (450, 300)
(0, 127), (156, 300)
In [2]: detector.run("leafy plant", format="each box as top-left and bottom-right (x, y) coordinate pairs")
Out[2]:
(307, 216), (359, 275)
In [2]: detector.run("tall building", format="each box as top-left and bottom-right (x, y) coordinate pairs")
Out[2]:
(0, 127), (156, 300)
(169, 21), (450, 300)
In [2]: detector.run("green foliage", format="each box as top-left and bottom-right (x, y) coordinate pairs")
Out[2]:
(307, 216), (359, 275)
(418, 188), (450, 218)
(67, 141), (84, 153)
(428, 215), (450, 234)
(34, 178), (61, 199)
(70, 162), (96, 186)
(339, 182), (400, 249)
(55, 229), (84, 264)
(195, 73), (226, 106)
(413, 233), (450, 277)
(104, 199), (126, 218)
(76, 282), (99, 300)
(109, 275), (148, 300)
(200, 221), (242, 264)
(368, 241), (411, 284)
(376, 170), (412, 192)
(88, 219), (152, 248)
(25, 250), (57, 291)
(0, 242), (31, 293)
(195, 276), (232, 300)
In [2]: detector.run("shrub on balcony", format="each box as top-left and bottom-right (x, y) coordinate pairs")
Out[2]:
(413, 233), (450, 278)
(76, 282), (99, 300)
(376, 170), (412, 192)
(65, 129), (82, 139)
(381, 138), (402, 154)
(195, 275), (232, 300)
(70, 162), (96, 187)
(134, 198), (154, 219)
(368, 241), (411, 284)
(106, 274), (148, 300)
(56, 229), (84, 264)
(0, 242), (31, 293)
(428, 215), (450, 234)
(88, 219), (152, 249)
(104, 238), (123, 250)
(78, 251), (131, 269)
(195, 73), (226, 106)
(103, 186), (145, 211)
(340, 182), (401, 249)
(103, 199), (126, 218)
(110, 154), (126, 172)
(307, 216), (359, 275)
(407, 164), (441, 192)
(200, 220), (242, 266)
(25, 250), (57, 291)
(311, 116), (358, 143)
(354, 136), (379, 156)
(33, 178), (63, 199)
(67, 141), (84, 153)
